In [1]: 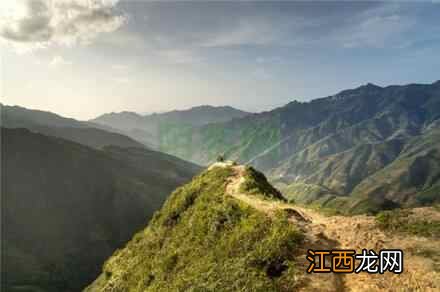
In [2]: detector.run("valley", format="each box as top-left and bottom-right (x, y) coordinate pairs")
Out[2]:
(2, 81), (439, 292)
(3, 1), (439, 290)
(86, 162), (440, 291)
(93, 81), (440, 214)
(1, 128), (200, 292)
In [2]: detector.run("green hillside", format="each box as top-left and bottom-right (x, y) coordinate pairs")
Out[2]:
(1, 128), (200, 292)
(139, 81), (440, 212)
(86, 166), (303, 291)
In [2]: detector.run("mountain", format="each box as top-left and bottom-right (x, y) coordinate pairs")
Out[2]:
(86, 163), (303, 291)
(1, 128), (201, 292)
(143, 81), (440, 213)
(273, 125), (440, 213)
(91, 105), (250, 148)
(87, 162), (440, 291)
(1, 104), (146, 149)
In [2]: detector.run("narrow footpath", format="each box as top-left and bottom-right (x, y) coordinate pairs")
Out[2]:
(218, 163), (439, 291)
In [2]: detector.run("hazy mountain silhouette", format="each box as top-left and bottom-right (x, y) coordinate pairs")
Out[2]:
(1, 104), (146, 149)
(147, 81), (440, 213)
(1, 128), (200, 292)
(91, 105), (250, 148)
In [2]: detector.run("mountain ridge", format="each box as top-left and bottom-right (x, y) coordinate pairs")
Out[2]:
(2, 127), (200, 292)
(135, 80), (440, 213)
(86, 163), (304, 291)
(1, 103), (147, 149)
(90, 105), (251, 148)
(87, 162), (440, 291)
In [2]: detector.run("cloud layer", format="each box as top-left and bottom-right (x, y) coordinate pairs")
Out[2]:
(49, 55), (72, 67)
(0, 0), (126, 51)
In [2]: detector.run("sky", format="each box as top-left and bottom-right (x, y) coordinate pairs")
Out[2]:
(1, 0), (440, 120)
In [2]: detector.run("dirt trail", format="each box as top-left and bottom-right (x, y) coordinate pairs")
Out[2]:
(222, 164), (439, 291)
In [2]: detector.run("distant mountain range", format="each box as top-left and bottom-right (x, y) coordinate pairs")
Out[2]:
(2, 80), (440, 291)
(1, 103), (146, 149)
(86, 155), (440, 291)
(1, 128), (200, 292)
(128, 81), (440, 213)
(91, 105), (250, 148)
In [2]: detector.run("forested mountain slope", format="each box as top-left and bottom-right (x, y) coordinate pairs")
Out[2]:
(148, 81), (440, 212)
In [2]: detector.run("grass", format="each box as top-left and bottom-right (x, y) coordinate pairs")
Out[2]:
(88, 166), (303, 291)
(240, 166), (285, 201)
(376, 209), (440, 238)
(308, 204), (344, 217)
(282, 182), (334, 204)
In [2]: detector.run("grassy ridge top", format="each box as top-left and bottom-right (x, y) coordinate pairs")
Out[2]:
(87, 166), (303, 291)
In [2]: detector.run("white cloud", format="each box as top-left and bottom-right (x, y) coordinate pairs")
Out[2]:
(97, 31), (146, 49)
(157, 49), (203, 65)
(112, 64), (129, 70)
(201, 19), (281, 48)
(252, 68), (272, 81)
(112, 77), (130, 84)
(49, 55), (72, 67)
(256, 56), (282, 64)
(0, 0), (127, 52)
(337, 4), (415, 49)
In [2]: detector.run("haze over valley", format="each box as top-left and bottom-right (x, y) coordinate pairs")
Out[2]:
(1, 1), (440, 291)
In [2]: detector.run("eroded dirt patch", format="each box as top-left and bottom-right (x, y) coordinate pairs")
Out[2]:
(225, 165), (440, 291)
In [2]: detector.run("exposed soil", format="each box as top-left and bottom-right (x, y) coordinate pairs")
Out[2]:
(222, 163), (440, 291)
